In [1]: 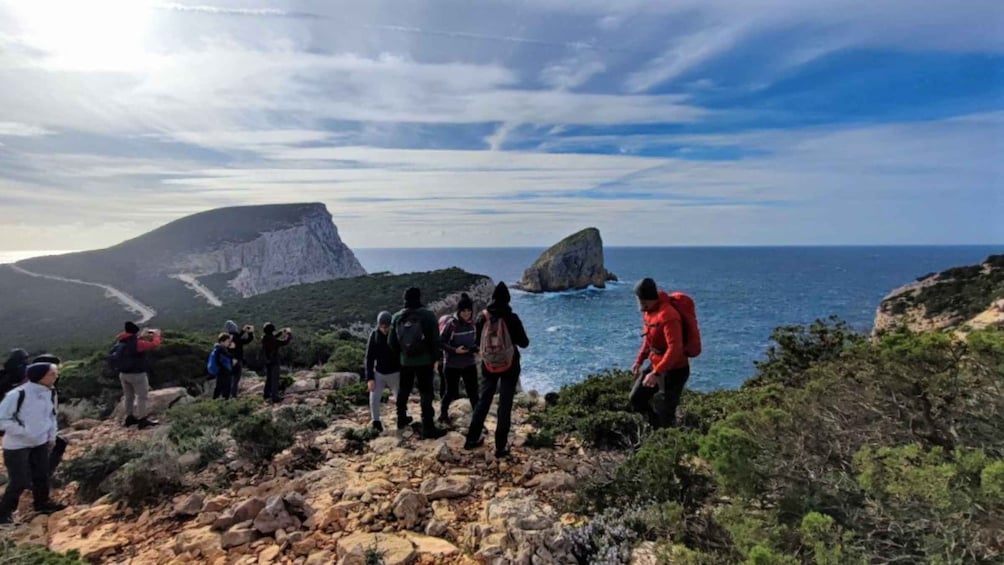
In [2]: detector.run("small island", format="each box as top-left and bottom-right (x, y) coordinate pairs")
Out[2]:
(517, 227), (617, 293)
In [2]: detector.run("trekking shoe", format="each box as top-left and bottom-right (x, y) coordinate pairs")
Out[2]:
(123, 415), (139, 427)
(463, 436), (485, 450)
(494, 448), (511, 460)
(437, 413), (452, 425)
(422, 426), (448, 440)
(371, 420), (384, 433)
(34, 502), (66, 515)
(137, 417), (159, 430)
(396, 415), (414, 430)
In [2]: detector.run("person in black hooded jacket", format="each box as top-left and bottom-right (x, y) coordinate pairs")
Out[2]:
(464, 282), (529, 458)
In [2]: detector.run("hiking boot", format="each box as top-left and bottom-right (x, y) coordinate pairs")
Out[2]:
(396, 415), (413, 430)
(494, 448), (511, 460)
(34, 502), (66, 515)
(463, 436), (485, 450)
(422, 426), (448, 440)
(437, 413), (452, 425)
(371, 420), (384, 433)
(123, 415), (139, 427)
(136, 417), (159, 430)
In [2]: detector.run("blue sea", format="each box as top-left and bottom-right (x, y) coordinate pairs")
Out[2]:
(354, 246), (1001, 393)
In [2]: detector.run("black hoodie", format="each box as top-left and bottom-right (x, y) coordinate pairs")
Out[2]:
(475, 282), (529, 373)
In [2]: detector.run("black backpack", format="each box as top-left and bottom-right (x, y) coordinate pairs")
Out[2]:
(108, 335), (142, 373)
(10, 387), (58, 427)
(396, 310), (427, 358)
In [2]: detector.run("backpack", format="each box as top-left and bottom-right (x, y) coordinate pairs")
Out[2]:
(10, 387), (57, 428)
(396, 310), (427, 358)
(108, 335), (142, 373)
(480, 310), (515, 374)
(667, 292), (702, 358)
(207, 349), (221, 377)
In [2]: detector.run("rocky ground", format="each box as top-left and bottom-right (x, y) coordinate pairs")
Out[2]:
(1, 373), (627, 565)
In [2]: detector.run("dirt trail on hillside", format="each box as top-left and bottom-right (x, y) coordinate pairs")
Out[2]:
(8, 264), (157, 323)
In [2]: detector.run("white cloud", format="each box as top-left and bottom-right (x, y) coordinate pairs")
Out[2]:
(0, 122), (52, 136)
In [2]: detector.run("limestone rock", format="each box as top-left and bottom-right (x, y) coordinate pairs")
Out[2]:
(517, 228), (616, 293)
(113, 387), (192, 419)
(392, 489), (427, 529)
(401, 532), (459, 558)
(336, 533), (416, 565)
(174, 527), (223, 556)
(234, 497), (269, 523)
(419, 476), (474, 500)
(525, 471), (576, 491)
(319, 373), (359, 390)
(174, 492), (205, 517)
(259, 545), (281, 564)
(287, 379), (318, 393)
(306, 550), (334, 565)
(477, 489), (575, 565)
(221, 525), (257, 549)
(254, 496), (299, 534)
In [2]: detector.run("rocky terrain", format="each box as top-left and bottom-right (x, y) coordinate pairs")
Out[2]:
(517, 228), (616, 293)
(2, 372), (624, 565)
(874, 254), (1004, 334)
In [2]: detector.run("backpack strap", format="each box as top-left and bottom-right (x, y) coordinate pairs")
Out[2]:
(13, 389), (25, 427)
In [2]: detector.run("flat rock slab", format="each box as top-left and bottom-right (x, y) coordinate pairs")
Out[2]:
(336, 532), (416, 565)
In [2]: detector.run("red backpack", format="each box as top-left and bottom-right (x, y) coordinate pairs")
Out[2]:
(480, 310), (515, 373)
(667, 292), (702, 358)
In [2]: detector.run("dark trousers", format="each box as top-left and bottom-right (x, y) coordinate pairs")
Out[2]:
(230, 361), (243, 398)
(397, 364), (435, 430)
(212, 371), (233, 400)
(49, 436), (67, 477)
(264, 362), (281, 401)
(0, 444), (51, 518)
(467, 365), (519, 452)
(441, 365), (479, 419)
(630, 365), (690, 428)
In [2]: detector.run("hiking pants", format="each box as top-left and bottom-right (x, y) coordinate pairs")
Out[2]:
(212, 372), (232, 400)
(264, 363), (281, 401)
(119, 372), (150, 419)
(397, 365), (435, 431)
(229, 361), (243, 398)
(630, 365), (690, 428)
(467, 364), (519, 452)
(0, 444), (51, 518)
(441, 365), (479, 419)
(48, 436), (67, 478)
(369, 371), (401, 423)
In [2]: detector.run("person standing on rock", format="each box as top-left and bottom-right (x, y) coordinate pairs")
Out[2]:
(0, 349), (30, 399)
(224, 320), (254, 399)
(439, 293), (480, 424)
(209, 333), (236, 400)
(366, 311), (402, 433)
(112, 322), (162, 429)
(465, 282), (529, 458)
(261, 323), (292, 404)
(0, 362), (66, 526)
(630, 278), (699, 429)
(389, 287), (447, 439)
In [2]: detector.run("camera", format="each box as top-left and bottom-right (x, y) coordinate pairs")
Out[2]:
(243, 324), (254, 332)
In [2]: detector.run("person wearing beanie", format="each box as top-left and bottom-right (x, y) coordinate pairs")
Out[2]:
(29, 355), (67, 480)
(439, 293), (480, 424)
(0, 362), (65, 524)
(114, 321), (162, 429)
(388, 287), (447, 439)
(1, 349), (30, 399)
(465, 282), (530, 458)
(630, 278), (690, 428)
(261, 322), (293, 403)
(224, 320), (254, 399)
(365, 311), (402, 433)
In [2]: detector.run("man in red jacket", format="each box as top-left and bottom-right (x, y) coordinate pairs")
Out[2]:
(630, 278), (690, 428)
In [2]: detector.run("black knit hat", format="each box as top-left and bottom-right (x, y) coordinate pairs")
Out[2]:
(25, 362), (53, 383)
(404, 287), (422, 308)
(634, 278), (659, 300)
(124, 321), (140, 334)
(457, 293), (474, 313)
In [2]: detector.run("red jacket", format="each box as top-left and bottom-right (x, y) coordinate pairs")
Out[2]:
(117, 331), (162, 353)
(634, 291), (688, 373)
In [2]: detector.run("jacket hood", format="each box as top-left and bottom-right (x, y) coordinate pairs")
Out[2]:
(224, 320), (239, 334)
(404, 287), (422, 309)
(487, 282), (512, 314)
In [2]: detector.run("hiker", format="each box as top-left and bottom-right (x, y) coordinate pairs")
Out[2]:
(630, 278), (701, 429)
(112, 322), (162, 429)
(0, 349), (30, 399)
(388, 287), (447, 439)
(225, 321), (254, 398)
(0, 363), (66, 525)
(29, 354), (67, 478)
(436, 314), (451, 401)
(439, 293), (480, 424)
(209, 333), (235, 400)
(365, 311), (402, 433)
(261, 323), (292, 403)
(464, 282), (529, 458)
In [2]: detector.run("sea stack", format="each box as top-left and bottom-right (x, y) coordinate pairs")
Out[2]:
(517, 228), (617, 293)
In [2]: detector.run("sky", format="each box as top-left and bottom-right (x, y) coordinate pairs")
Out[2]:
(0, 0), (1002, 251)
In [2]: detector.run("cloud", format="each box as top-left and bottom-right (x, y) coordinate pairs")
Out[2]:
(0, 122), (52, 136)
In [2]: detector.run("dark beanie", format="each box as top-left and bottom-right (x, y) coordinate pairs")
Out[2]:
(491, 282), (511, 305)
(634, 278), (659, 300)
(404, 287), (422, 308)
(263, 323), (276, 335)
(125, 321), (140, 334)
(457, 293), (474, 313)
(25, 363), (52, 383)
(377, 311), (392, 326)
(32, 353), (61, 365)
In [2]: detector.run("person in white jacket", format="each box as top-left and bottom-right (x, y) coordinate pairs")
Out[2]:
(0, 362), (65, 525)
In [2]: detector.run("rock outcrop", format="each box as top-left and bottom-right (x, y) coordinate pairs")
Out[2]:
(517, 228), (617, 293)
(874, 254), (1004, 335)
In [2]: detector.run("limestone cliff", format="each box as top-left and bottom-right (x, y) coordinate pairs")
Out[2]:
(874, 254), (1004, 335)
(517, 228), (617, 293)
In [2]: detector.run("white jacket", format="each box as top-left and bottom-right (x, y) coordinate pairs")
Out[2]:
(0, 382), (57, 450)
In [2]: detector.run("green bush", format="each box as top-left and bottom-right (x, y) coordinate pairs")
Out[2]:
(59, 441), (146, 503)
(524, 429), (556, 449)
(108, 443), (184, 508)
(275, 404), (330, 432)
(166, 397), (261, 445)
(0, 540), (88, 565)
(231, 411), (294, 465)
(324, 342), (366, 373)
(326, 382), (373, 410)
(529, 370), (645, 448)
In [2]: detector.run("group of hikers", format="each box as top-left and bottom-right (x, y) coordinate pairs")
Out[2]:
(0, 276), (698, 526)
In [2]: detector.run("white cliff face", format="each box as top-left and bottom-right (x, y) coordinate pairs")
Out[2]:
(169, 208), (366, 298)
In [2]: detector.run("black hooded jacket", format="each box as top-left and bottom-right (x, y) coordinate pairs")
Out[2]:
(475, 283), (529, 373)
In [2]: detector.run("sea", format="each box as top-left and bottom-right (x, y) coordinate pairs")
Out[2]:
(3, 247), (1000, 393)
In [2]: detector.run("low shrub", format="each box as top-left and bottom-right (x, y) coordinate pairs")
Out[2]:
(0, 540), (88, 565)
(231, 411), (294, 465)
(108, 443), (184, 508)
(530, 370), (644, 449)
(166, 397), (261, 445)
(524, 429), (556, 449)
(275, 404), (330, 432)
(59, 441), (146, 503)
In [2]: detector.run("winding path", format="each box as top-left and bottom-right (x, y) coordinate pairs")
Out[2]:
(171, 273), (223, 307)
(7, 264), (157, 323)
